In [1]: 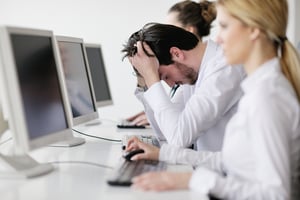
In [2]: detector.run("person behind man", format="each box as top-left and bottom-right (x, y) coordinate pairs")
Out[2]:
(127, 0), (217, 127)
(126, 0), (300, 199)
(167, 0), (216, 41)
(123, 22), (245, 151)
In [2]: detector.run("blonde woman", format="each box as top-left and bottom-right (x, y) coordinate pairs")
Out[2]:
(126, 0), (300, 199)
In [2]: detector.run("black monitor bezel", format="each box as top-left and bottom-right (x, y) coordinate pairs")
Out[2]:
(84, 43), (113, 107)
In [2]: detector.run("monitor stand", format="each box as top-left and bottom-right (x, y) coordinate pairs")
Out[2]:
(0, 106), (8, 137)
(49, 135), (85, 147)
(0, 153), (54, 178)
(84, 119), (102, 126)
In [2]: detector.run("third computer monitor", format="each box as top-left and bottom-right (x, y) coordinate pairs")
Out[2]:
(85, 43), (113, 108)
(56, 36), (99, 126)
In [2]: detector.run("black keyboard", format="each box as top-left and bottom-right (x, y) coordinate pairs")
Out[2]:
(117, 120), (145, 129)
(107, 159), (167, 186)
(122, 135), (160, 150)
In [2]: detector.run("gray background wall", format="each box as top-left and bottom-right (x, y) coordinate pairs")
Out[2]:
(0, 0), (298, 121)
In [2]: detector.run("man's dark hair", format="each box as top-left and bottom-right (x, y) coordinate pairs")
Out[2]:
(122, 23), (199, 65)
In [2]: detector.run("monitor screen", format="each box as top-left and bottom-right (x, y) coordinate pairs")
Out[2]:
(0, 26), (83, 177)
(85, 44), (113, 107)
(56, 37), (98, 125)
(11, 34), (68, 140)
(0, 26), (74, 152)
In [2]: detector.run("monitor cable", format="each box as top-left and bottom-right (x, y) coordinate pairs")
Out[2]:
(48, 160), (114, 169)
(72, 129), (121, 142)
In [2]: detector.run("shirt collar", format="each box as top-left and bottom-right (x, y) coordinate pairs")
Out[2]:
(241, 57), (281, 93)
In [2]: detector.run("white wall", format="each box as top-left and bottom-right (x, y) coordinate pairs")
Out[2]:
(287, 0), (300, 46)
(293, 0), (300, 49)
(0, 0), (298, 121)
(0, 0), (179, 120)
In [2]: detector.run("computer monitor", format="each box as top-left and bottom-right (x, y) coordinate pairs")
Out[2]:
(0, 26), (83, 178)
(85, 43), (113, 107)
(56, 36), (99, 126)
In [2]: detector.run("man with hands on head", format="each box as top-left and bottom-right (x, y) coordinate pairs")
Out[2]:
(123, 23), (245, 151)
(126, 0), (217, 127)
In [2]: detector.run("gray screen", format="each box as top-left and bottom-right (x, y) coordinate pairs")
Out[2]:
(85, 46), (112, 103)
(11, 34), (68, 140)
(58, 41), (96, 118)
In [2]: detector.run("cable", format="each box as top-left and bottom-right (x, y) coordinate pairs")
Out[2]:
(0, 137), (12, 146)
(48, 160), (114, 169)
(72, 129), (122, 142)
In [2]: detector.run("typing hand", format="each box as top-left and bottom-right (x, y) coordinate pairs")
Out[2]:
(125, 137), (160, 161)
(126, 111), (149, 126)
(132, 171), (192, 191)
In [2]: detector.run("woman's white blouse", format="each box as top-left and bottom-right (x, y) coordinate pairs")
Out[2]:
(160, 58), (300, 199)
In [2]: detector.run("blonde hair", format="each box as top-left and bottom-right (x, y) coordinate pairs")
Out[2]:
(217, 0), (300, 102)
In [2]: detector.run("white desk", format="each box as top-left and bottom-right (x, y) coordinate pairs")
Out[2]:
(0, 120), (208, 200)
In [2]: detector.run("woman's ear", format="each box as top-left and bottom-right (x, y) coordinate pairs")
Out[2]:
(249, 27), (261, 41)
(170, 47), (184, 62)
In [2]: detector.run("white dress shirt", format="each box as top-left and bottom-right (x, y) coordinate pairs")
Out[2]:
(135, 39), (245, 151)
(159, 58), (300, 199)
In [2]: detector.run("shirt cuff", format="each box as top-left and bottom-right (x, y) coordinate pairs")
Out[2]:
(144, 82), (171, 110)
(189, 167), (218, 195)
(159, 144), (180, 164)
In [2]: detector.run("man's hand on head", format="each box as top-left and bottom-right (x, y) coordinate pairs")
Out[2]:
(130, 42), (160, 88)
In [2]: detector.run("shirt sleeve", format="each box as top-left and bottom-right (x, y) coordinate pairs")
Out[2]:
(189, 166), (287, 200)
(189, 93), (292, 200)
(159, 144), (222, 171)
(144, 61), (244, 148)
(134, 87), (166, 140)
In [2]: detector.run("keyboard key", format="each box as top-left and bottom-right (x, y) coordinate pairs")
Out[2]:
(122, 135), (160, 150)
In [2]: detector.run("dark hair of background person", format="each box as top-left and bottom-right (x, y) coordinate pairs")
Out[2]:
(168, 0), (216, 39)
(122, 23), (199, 65)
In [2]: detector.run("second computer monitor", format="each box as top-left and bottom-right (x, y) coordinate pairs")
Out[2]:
(56, 36), (99, 126)
(85, 43), (113, 107)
